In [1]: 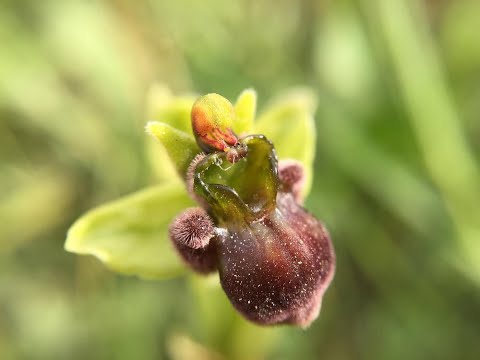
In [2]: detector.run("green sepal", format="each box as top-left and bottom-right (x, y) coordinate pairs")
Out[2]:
(146, 84), (196, 135)
(146, 121), (201, 178)
(253, 89), (317, 200)
(65, 183), (195, 279)
(233, 88), (257, 134)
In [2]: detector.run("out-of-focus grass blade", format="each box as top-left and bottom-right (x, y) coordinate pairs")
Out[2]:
(366, 0), (480, 284)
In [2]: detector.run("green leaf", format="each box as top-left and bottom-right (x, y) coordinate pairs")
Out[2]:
(146, 121), (201, 178)
(65, 183), (195, 279)
(233, 88), (257, 134)
(253, 89), (317, 199)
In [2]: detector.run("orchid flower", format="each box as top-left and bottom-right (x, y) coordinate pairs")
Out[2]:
(65, 87), (335, 327)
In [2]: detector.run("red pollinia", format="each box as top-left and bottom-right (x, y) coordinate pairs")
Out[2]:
(169, 94), (335, 328)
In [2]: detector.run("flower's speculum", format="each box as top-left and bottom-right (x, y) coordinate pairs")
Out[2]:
(192, 135), (279, 223)
(169, 94), (335, 327)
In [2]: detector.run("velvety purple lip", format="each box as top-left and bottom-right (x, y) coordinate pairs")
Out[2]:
(169, 135), (335, 327)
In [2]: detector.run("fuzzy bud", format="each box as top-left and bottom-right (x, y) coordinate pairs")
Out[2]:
(169, 207), (215, 249)
(169, 207), (217, 274)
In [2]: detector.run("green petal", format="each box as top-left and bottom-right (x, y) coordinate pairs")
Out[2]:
(146, 84), (196, 135)
(65, 183), (195, 279)
(233, 88), (257, 134)
(146, 121), (201, 178)
(145, 139), (182, 184)
(253, 89), (317, 199)
(145, 85), (198, 182)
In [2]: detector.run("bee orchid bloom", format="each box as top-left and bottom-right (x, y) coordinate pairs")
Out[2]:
(169, 94), (335, 327)
(65, 88), (335, 328)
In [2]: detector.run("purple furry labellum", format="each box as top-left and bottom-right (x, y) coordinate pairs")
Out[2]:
(168, 94), (335, 327)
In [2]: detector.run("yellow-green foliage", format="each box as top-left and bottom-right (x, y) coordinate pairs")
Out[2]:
(1, 0), (480, 359)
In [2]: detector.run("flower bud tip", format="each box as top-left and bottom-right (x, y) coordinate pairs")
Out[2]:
(191, 94), (239, 153)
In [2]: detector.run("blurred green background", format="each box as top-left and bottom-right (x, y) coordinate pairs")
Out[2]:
(1, 0), (479, 359)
